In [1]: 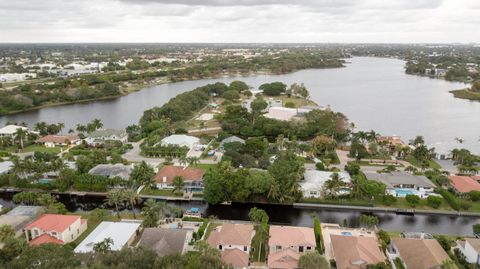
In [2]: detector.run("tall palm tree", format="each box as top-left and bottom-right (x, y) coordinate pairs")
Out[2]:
(57, 122), (65, 135)
(76, 124), (87, 134)
(92, 118), (103, 130)
(179, 155), (188, 167)
(123, 189), (139, 219)
(187, 156), (200, 166)
(15, 128), (27, 149)
(324, 173), (346, 199)
(105, 189), (125, 218)
(172, 176), (185, 194)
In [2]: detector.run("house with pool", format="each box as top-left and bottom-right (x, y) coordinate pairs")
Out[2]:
(364, 171), (436, 198)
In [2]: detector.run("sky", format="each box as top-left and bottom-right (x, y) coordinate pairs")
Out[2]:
(0, 0), (479, 43)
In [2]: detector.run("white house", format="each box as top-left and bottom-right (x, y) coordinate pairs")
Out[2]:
(457, 238), (480, 264)
(0, 125), (28, 137)
(300, 170), (352, 198)
(85, 129), (128, 145)
(74, 221), (141, 253)
(24, 214), (87, 246)
(160, 134), (199, 149)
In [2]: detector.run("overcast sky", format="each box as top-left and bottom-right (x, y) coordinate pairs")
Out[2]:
(0, 0), (479, 43)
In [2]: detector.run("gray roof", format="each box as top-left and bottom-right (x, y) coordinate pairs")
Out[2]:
(0, 206), (43, 234)
(220, 136), (245, 147)
(87, 129), (127, 139)
(89, 164), (132, 180)
(365, 171), (436, 189)
(138, 228), (187, 257)
(0, 161), (13, 174)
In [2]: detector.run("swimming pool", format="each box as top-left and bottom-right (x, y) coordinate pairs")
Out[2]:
(392, 188), (419, 197)
(341, 232), (352, 236)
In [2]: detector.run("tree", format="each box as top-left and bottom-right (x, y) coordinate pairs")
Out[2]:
(172, 176), (185, 194)
(249, 207), (269, 261)
(382, 194), (397, 206)
(250, 97), (268, 115)
(0, 236), (28, 264)
(187, 156), (200, 166)
(93, 237), (114, 253)
(129, 161), (155, 188)
(260, 82), (287, 96)
(426, 195), (443, 209)
(359, 214), (379, 229)
(141, 199), (165, 227)
(0, 225), (15, 243)
(6, 243), (77, 269)
(435, 235), (452, 251)
(123, 189), (139, 219)
(222, 90), (240, 101)
(473, 223), (480, 236)
(298, 252), (330, 269)
(248, 207), (269, 224)
(229, 80), (249, 92)
(15, 128), (27, 149)
(324, 172), (346, 199)
(405, 194), (421, 207)
(312, 135), (336, 156)
(105, 189), (125, 218)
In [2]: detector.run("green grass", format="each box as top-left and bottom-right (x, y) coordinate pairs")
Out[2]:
(450, 89), (480, 101)
(251, 225), (268, 262)
(141, 188), (182, 197)
(374, 197), (453, 211)
(192, 163), (218, 171)
(271, 95), (317, 108)
(405, 156), (441, 169)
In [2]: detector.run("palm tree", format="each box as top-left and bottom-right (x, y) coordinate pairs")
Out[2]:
(76, 124), (87, 134)
(57, 122), (65, 135)
(179, 155), (188, 167)
(172, 176), (185, 194)
(267, 181), (281, 202)
(123, 189), (139, 219)
(15, 128), (27, 149)
(92, 118), (103, 130)
(105, 189), (125, 218)
(324, 173), (346, 199)
(187, 156), (200, 166)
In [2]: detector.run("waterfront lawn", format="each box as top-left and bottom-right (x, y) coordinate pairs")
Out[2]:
(405, 156), (441, 170)
(375, 197), (453, 211)
(251, 225), (268, 262)
(4, 144), (63, 154)
(141, 188), (182, 197)
(193, 163), (218, 171)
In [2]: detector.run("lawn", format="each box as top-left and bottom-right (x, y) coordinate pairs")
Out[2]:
(203, 222), (221, 240)
(251, 225), (268, 262)
(271, 95), (317, 108)
(405, 156), (441, 170)
(141, 188), (182, 197)
(374, 197), (453, 211)
(5, 144), (63, 154)
(193, 163), (218, 171)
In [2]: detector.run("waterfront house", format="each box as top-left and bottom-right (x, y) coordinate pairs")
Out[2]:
(0, 206), (43, 237)
(160, 134), (200, 149)
(137, 228), (189, 257)
(74, 221), (141, 253)
(154, 165), (205, 192)
(365, 171), (436, 198)
(457, 238), (480, 264)
(207, 223), (255, 269)
(0, 124), (28, 137)
(448, 175), (480, 193)
(267, 225), (316, 269)
(24, 214), (87, 246)
(85, 129), (128, 145)
(300, 170), (352, 198)
(36, 134), (80, 148)
(88, 163), (132, 180)
(388, 238), (450, 269)
(0, 161), (13, 174)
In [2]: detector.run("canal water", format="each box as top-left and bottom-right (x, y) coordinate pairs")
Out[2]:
(1, 57), (477, 154)
(1, 192), (477, 236)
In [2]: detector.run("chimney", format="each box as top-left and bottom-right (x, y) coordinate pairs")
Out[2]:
(162, 176), (166, 183)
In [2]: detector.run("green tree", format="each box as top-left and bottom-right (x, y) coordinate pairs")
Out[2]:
(172, 176), (185, 194)
(105, 189), (125, 218)
(15, 128), (27, 149)
(141, 199), (165, 227)
(123, 189), (139, 219)
(0, 225), (15, 243)
(359, 214), (379, 229)
(405, 194), (421, 207)
(6, 243), (78, 269)
(93, 237), (114, 253)
(129, 161), (155, 188)
(298, 252), (330, 269)
(426, 195), (443, 209)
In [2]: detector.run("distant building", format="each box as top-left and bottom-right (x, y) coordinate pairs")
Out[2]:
(160, 135), (199, 149)
(207, 223), (255, 269)
(0, 125), (28, 137)
(138, 228), (189, 257)
(24, 214), (87, 246)
(448, 175), (480, 193)
(36, 134), (80, 148)
(219, 136), (245, 148)
(268, 225), (316, 269)
(0, 206), (43, 237)
(389, 238), (451, 269)
(330, 234), (386, 269)
(457, 238), (480, 264)
(365, 171), (436, 198)
(89, 164), (132, 180)
(154, 165), (204, 192)
(74, 221), (141, 253)
(300, 170), (351, 198)
(85, 129), (128, 145)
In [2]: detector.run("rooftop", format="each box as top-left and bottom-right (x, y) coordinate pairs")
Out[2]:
(74, 221), (141, 253)
(267, 249), (301, 269)
(37, 134), (79, 144)
(207, 223), (255, 247)
(465, 238), (480, 253)
(331, 234), (386, 269)
(300, 170), (351, 191)
(222, 248), (249, 268)
(29, 233), (64, 246)
(268, 225), (316, 247)
(154, 165), (204, 184)
(365, 171), (435, 189)
(393, 238), (450, 269)
(448, 175), (480, 193)
(220, 136), (245, 147)
(161, 134), (199, 148)
(89, 163), (132, 180)
(0, 125), (28, 135)
(87, 129), (126, 138)
(138, 228), (188, 257)
(25, 214), (82, 233)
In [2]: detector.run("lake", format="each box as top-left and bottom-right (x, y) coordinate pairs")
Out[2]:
(1, 57), (478, 153)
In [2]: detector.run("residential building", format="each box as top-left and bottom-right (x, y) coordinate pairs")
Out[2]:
(365, 171), (436, 198)
(89, 163), (132, 180)
(0, 125), (28, 137)
(448, 175), (480, 193)
(268, 225), (316, 269)
(160, 134), (200, 149)
(389, 238), (450, 269)
(220, 136), (246, 148)
(85, 129), (128, 145)
(207, 223), (255, 269)
(154, 165), (204, 192)
(74, 221), (141, 253)
(24, 214), (87, 246)
(36, 134), (80, 148)
(300, 170), (351, 198)
(0, 206), (43, 237)
(138, 228), (189, 257)
(457, 238), (480, 264)
(0, 161), (13, 174)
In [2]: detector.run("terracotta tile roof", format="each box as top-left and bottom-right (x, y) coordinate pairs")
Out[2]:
(138, 228), (187, 257)
(25, 214), (82, 233)
(448, 176), (480, 193)
(37, 135), (79, 144)
(29, 233), (64, 246)
(269, 226), (316, 247)
(207, 223), (254, 247)
(472, 176), (480, 182)
(330, 234), (386, 269)
(393, 238), (450, 269)
(267, 249), (301, 269)
(154, 165), (204, 184)
(222, 248), (249, 268)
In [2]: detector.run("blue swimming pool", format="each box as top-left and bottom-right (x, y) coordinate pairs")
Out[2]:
(394, 188), (418, 197)
(341, 232), (352, 236)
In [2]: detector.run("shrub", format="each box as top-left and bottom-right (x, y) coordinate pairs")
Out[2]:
(426, 195), (443, 209)
(459, 200), (472, 210)
(196, 220), (209, 240)
(405, 194), (420, 207)
(468, 191), (480, 202)
(435, 235), (451, 251)
(284, 101), (295, 108)
(382, 195), (396, 206)
(377, 229), (391, 245)
(313, 218), (324, 254)
(437, 189), (460, 211)
(315, 162), (325, 171)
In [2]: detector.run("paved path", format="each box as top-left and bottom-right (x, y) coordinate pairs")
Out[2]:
(436, 159), (458, 174)
(122, 139), (164, 167)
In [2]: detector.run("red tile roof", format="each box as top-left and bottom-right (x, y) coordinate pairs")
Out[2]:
(222, 248), (249, 268)
(29, 233), (64, 246)
(37, 134), (79, 144)
(472, 176), (480, 182)
(207, 223), (254, 247)
(448, 176), (480, 193)
(25, 214), (82, 233)
(154, 165), (204, 184)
